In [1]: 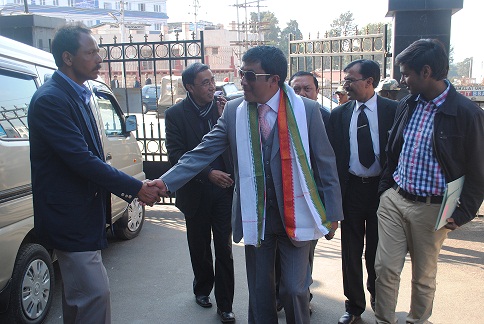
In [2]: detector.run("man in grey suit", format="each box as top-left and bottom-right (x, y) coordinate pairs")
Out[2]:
(150, 46), (343, 324)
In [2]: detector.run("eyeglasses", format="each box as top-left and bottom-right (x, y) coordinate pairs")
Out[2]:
(342, 77), (367, 85)
(194, 78), (216, 88)
(238, 68), (271, 82)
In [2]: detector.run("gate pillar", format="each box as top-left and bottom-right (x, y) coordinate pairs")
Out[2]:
(386, 0), (463, 82)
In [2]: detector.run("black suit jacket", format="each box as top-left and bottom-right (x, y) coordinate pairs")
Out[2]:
(164, 97), (233, 218)
(28, 71), (142, 251)
(327, 95), (397, 198)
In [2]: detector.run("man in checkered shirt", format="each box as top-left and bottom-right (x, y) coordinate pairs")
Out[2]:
(375, 39), (484, 324)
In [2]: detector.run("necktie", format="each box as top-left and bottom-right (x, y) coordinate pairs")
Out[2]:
(258, 104), (271, 140)
(357, 104), (375, 168)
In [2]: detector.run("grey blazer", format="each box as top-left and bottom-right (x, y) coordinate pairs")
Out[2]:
(162, 95), (343, 245)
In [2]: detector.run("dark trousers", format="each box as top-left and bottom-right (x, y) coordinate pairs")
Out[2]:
(245, 206), (312, 324)
(185, 185), (234, 312)
(341, 175), (379, 315)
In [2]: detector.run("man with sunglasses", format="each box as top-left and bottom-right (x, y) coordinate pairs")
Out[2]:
(327, 59), (397, 324)
(270, 70), (331, 314)
(164, 63), (235, 323)
(150, 46), (343, 324)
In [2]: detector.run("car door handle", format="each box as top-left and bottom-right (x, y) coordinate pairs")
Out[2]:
(106, 153), (112, 161)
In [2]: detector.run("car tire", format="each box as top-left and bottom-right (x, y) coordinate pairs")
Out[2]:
(114, 199), (145, 240)
(7, 243), (54, 324)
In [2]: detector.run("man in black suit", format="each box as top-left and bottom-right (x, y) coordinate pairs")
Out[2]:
(289, 71), (330, 125)
(28, 23), (159, 323)
(327, 59), (397, 324)
(110, 74), (119, 88)
(164, 63), (235, 323)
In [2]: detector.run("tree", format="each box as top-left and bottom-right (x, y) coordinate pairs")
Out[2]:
(280, 20), (303, 58)
(249, 11), (280, 46)
(448, 57), (472, 83)
(327, 11), (356, 37)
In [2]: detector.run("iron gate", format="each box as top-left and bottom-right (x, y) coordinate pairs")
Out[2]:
(98, 32), (205, 203)
(289, 25), (389, 110)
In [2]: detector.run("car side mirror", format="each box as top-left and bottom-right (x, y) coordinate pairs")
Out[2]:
(125, 115), (137, 132)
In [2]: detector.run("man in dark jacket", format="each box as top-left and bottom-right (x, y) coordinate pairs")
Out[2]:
(164, 63), (235, 323)
(327, 59), (397, 324)
(375, 39), (484, 323)
(28, 24), (159, 323)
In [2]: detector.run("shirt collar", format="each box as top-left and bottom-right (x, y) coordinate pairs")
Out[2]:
(355, 91), (377, 112)
(259, 89), (281, 113)
(56, 70), (92, 106)
(415, 79), (450, 108)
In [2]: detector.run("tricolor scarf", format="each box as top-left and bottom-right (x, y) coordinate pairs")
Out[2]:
(235, 84), (331, 246)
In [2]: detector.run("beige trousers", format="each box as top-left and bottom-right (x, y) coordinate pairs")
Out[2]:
(374, 187), (449, 324)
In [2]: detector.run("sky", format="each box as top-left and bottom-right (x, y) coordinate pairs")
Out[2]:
(166, 0), (481, 63)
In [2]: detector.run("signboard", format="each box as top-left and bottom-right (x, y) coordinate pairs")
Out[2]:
(455, 86), (484, 102)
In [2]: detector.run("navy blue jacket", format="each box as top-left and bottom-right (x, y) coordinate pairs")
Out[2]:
(28, 72), (142, 251)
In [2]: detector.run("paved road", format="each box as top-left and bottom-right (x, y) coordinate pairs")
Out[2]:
(44, 205), (484, 324)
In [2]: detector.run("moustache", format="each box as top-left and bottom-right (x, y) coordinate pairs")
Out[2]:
(93, 65), (102, 71)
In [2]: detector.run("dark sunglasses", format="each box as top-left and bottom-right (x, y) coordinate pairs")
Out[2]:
(238, 68), (271, 82)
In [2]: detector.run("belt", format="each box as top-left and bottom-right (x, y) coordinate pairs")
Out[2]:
(349, 173), (380, 184)
(392, 184), (443, 204)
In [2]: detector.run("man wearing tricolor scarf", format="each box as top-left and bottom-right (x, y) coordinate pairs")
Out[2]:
(151, 46), (343, 324)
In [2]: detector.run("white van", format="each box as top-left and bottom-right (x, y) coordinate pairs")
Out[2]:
(0, 36), (145, 323)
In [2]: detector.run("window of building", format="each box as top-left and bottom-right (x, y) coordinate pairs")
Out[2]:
(153, 24), (162, 31)
(39, 0), (46, 5)
(138, 3), (145, 11)
(68, 0), (74, 7)
(212, 47), (219, 55)
(153, 4), (161, 12)
(53, 0), (58, 5)
(104, 2), (112, 9)
(115, 2), (120, 9)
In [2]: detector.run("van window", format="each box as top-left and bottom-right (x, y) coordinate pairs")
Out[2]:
(0, 70), (37, 139)
(95, 91), (124, 136)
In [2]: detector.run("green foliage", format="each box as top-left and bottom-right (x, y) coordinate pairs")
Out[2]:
(249, 11), (281, 46)
(328, 11), (356, 37)
(280, 20), (303, 58)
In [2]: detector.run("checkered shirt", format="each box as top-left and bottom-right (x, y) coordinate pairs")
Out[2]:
(393, 81), (450, 196)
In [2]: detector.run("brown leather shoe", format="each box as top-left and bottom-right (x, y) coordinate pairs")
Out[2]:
(195, 295), (212, 308)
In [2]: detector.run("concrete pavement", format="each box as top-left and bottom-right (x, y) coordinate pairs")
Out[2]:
(44, 205), (484, 324)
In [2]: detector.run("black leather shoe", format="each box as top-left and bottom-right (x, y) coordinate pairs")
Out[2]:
(338, 312), (361, 324)
(217, 308), (235, 323)
(195, 295), (212, 308)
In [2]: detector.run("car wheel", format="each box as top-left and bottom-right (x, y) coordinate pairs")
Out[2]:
(142, 104), (148, 114)
(7, 243), (54, 324)
(114, 198), (145, 240)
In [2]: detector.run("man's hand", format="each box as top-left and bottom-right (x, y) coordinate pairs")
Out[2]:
(324, 221), (339, 240)
(146, 179), (170, 198)
(208, 170), (234, 188)
(216, 96), (227, 117)
(444, 217), (459, 230)
(137, 181), (161, 206)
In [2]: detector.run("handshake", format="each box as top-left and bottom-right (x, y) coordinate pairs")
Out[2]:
(136, 179), (170, 206)
(135, 170), (234, 206)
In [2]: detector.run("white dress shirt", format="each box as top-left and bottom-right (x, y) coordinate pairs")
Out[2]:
(348, 93), (382, 177)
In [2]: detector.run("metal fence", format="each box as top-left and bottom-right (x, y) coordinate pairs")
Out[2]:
(289, 25), (389, 110)
(98, 32), (206, 204)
